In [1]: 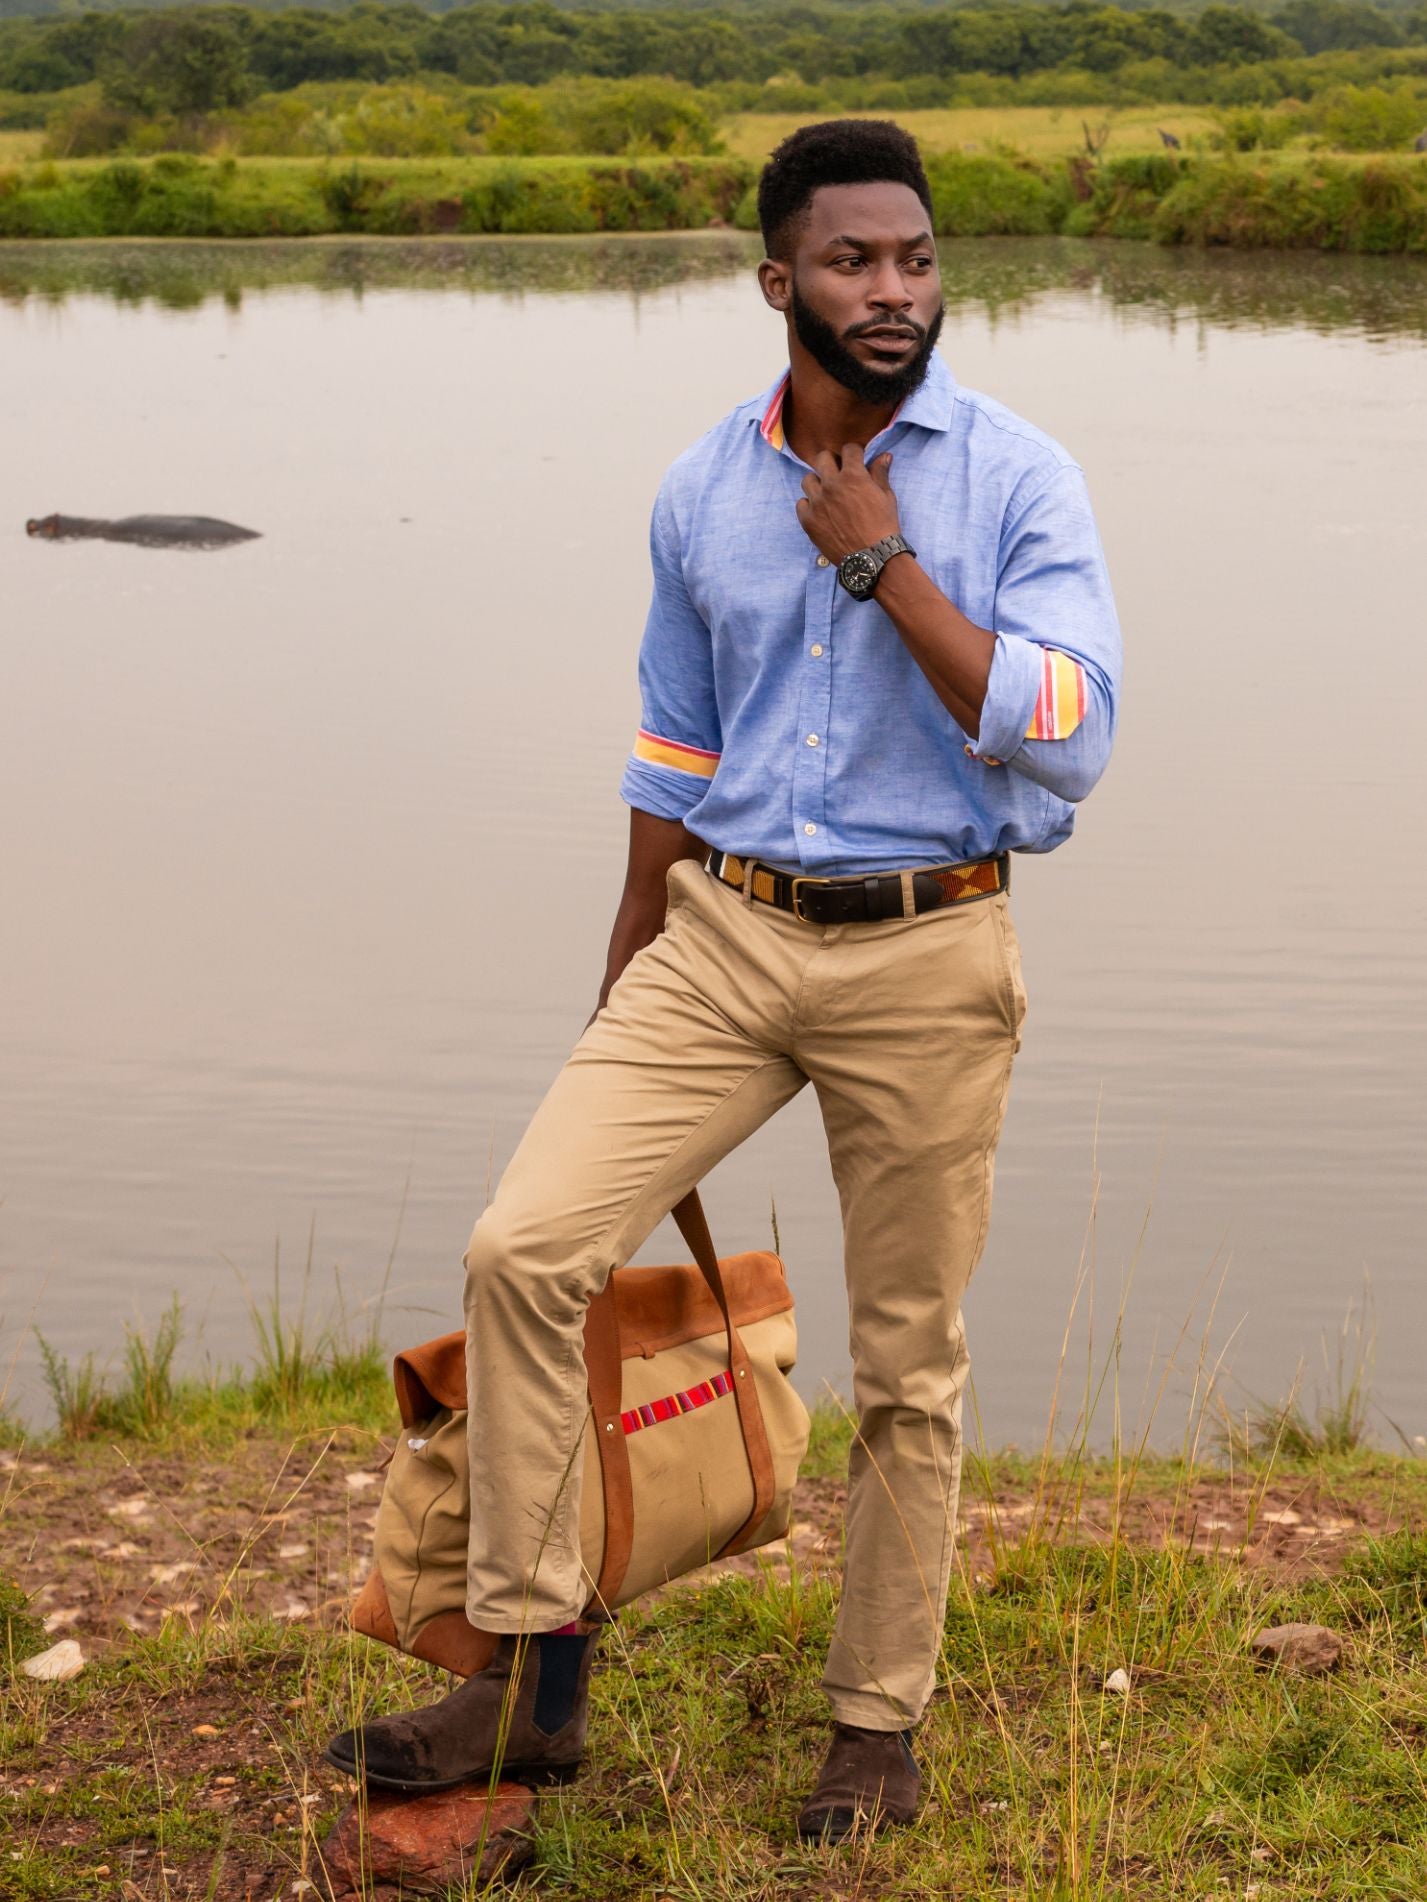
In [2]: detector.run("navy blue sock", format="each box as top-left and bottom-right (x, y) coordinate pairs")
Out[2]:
(532, 1632), (592, 1736)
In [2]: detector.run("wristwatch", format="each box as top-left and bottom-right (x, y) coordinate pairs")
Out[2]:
(837, 533), (916, 601)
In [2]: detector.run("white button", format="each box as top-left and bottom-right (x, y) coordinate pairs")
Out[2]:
(816, 555), (830, 568)
(810, 644), (824, 657)
(806, 734), (819, 747)
(804, 823), (817, 836)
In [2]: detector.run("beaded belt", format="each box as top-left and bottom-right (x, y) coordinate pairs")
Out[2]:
(706, 849), (1008, 926)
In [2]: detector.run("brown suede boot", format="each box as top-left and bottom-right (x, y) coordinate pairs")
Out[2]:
(796, 1722), (921, 1843)
(324, 1630), (598, 1794)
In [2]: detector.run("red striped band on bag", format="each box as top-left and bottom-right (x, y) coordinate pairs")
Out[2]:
(620, 1368), (733, 1436)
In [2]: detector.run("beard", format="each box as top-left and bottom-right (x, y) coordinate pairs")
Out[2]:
(790, 280), (944, 408)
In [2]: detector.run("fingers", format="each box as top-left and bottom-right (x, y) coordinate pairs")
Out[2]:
(800, 470), (821, 500)
(871, 451), (894, 491)
(814, 449), (840, 477)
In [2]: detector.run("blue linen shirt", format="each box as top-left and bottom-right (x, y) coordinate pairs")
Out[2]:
(619, 350), (1121, 874)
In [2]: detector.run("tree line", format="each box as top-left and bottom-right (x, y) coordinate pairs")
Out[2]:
(3, 0), (1426, 106)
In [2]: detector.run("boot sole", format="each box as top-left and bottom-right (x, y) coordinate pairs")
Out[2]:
(322, 1744), (582, 1794)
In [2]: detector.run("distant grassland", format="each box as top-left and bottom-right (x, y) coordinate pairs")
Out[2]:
(726, 105), (1223, 163)
(1, 147), (1425, 251)
(0, 154), (753, 239)
(0, 127), (39, 161)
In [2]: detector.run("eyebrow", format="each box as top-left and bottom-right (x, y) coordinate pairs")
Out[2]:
(824, 231), (934, 250)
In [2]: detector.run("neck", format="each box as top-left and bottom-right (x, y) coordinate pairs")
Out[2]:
(782, 343), (899, 464)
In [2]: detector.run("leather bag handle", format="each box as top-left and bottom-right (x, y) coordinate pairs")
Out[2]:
(582, 1188), (779, 1616)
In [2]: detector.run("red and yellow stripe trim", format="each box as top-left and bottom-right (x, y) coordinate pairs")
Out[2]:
(757, 372), (904, 457)
(1025, 649), (1087, 741)
(621, 1368), (733, 1435)
(759, 375), (789, 452)
(633, 729), (720, 778)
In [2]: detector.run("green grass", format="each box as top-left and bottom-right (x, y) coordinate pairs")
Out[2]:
(5, 1275), (1426, 1896)
(6, 1501), (1427, 1899)
(2, 146), (1424, 248)
(0, 152), (754, 239)
(725, 104), (1223, 164)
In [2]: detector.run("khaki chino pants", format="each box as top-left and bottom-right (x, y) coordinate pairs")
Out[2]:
(463, 855), (1026, 1729)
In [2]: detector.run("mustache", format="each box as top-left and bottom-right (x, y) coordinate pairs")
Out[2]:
(843, 316), (926, 342)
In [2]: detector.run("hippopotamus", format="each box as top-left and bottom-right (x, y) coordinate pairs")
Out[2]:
(26, 513), (260, 549)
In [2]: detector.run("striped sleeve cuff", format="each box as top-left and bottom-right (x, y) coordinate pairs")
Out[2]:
(1025, 649), (1088, 741)
(620, 728), (721, 821)
(631, 729), (720, 778)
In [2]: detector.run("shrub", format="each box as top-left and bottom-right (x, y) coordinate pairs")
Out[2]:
(1216, 101), (1309, 147)
(1315, 79), (1427, 146)
(44, 99), (137, 157)
(925, 151), (1067, 235)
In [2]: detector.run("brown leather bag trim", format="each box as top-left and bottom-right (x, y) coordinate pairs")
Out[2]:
(409, 1611), (498, 1680)
(669, 1193), (777, 1559)
(392, 1248), (791, 1426)
(581, 1284), (632, 1617)
(350, 1565), (400, 1649)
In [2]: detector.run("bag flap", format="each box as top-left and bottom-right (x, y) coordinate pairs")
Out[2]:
(391, 1249), (791, 1424)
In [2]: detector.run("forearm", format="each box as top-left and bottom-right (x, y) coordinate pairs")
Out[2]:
(595, 808), (708, 1015)
(873, 554), (995, 741)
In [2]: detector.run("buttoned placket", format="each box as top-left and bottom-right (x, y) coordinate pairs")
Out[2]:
(775, 421), (900, 872)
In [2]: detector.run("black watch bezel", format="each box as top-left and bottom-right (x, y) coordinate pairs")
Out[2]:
(837, 548), (882, 599)
(836, 534), (914, 601)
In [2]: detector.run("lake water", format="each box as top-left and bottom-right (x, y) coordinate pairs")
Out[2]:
(3, 234), (1425, 1449)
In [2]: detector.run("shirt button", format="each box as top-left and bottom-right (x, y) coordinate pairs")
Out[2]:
(806, 734), (819, 747)
(810, 644), (824, 658)
(816, 555), (830, 568)
(804, 823), (817, 836)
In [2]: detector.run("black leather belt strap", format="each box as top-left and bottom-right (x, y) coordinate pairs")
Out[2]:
(706, 849), (1009, 926)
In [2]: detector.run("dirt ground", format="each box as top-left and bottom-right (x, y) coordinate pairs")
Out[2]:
(1, 1431), (1394, 1657)
(0, 1431), (1412, 1901)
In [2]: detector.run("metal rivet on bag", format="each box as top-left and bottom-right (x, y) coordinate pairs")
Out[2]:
(605, 1422), (615, 1432)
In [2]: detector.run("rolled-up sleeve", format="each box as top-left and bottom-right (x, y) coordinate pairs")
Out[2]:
(969, 464), (1121, 805)
(619, 485), (723, 823)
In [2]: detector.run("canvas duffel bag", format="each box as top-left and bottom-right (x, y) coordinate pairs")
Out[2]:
(351, 1190), (810, 1676)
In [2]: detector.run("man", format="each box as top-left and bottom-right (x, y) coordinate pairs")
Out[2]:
(327, 119), (1120, 1841)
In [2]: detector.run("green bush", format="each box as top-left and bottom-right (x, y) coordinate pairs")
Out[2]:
(0, 153), (753, 240)
(925, 150), (1068, 235)
(1216, 101), (1310, 147)
(1148, 152), (1427, 249)
(1315, 79), (1427, 146)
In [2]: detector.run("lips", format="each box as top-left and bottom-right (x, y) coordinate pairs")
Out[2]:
(855, 327), (920, 346)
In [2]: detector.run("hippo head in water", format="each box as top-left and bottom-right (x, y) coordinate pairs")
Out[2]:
(26, 515), (61, 539)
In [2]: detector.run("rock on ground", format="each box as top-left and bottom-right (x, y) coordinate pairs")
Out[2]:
(1248, 1622), (1344, 1675)
(321, 1780), (536, 1897)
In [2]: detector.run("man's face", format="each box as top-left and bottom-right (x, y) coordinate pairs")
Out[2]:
(773, 181), (944, 407)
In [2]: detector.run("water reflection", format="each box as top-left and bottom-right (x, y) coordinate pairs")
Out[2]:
(3, 233), (1425, 342)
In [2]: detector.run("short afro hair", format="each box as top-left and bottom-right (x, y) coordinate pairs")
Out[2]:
(757, 118), (933, 259)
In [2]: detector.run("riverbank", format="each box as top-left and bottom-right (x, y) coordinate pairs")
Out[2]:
(5, 1366), (1427, 1900)
(2, 150), (1426, 250)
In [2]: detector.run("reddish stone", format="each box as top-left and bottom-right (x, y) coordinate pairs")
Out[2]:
(321, 1780), (536, 1896)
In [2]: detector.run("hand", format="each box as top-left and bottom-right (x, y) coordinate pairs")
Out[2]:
(795, 445), (900, 564)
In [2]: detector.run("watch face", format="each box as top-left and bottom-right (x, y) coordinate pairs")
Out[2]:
(839, 550), (880, 598)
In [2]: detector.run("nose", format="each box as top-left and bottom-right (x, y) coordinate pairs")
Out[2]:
(866, 260), (913, 313)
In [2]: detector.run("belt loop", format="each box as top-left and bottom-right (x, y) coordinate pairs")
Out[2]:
(741, 856), (757, 908)
(899, 870), (916, 920)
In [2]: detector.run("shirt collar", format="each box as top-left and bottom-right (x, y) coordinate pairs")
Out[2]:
(748, 349), (956, 456)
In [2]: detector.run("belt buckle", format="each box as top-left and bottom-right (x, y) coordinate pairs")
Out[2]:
(788, 874), (826, 924)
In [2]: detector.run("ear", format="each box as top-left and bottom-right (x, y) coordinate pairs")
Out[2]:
(757, 256), (792, 313)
